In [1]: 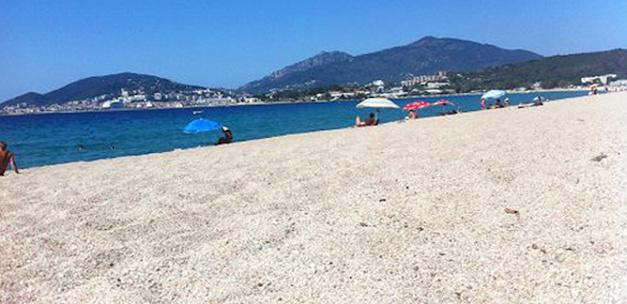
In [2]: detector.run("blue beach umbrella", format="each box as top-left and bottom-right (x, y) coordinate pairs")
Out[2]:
(183, 118), (222, 134)
(481, 90), (507, 100)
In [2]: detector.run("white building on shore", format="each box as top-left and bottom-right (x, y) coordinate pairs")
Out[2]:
(401, 71), (448, 86)
(101, 100), (124, 109)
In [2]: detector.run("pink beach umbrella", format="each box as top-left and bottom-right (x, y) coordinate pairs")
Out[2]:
(402, 101), (431, 111)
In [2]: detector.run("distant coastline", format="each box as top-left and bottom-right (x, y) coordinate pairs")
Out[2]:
(0, 88), (586, 117)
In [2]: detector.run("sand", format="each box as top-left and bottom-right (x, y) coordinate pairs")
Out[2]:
(1, 92), (626, 303)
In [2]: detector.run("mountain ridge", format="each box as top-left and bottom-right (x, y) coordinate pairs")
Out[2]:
(268, 51), (354, 80)
(7, 37), (622, 108)
(240, 36), (543, 93)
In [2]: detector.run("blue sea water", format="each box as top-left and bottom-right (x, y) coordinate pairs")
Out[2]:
(0, 91), (586, 169)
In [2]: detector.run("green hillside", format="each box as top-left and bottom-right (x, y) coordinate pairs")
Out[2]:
(2, 72), (204, 107)
(450, 49), (627, 91)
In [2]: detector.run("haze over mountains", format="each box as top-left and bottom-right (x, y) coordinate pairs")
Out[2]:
(240, 36), (543, 93)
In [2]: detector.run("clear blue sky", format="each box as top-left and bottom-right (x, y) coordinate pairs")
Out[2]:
(1, 0), (626, 101)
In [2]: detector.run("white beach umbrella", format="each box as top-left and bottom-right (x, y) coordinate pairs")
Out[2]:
(356, 98), (400, 109)
(481, 90), (506, 100)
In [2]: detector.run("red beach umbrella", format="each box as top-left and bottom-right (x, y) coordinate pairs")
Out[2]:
(431, 99), (455, 106)
(402, 101), (431, 111)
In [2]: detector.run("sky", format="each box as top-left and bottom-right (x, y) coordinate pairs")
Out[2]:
(1, 0), (626, 101)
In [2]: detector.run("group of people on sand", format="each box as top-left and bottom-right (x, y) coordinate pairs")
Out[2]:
(356, 94), (550, 127)
(0, 141), (19, 176)
(481, 98), (510, 110)
(355, 106), (456, 127)
(355, 113), (379, 127)
(355, 111), (419, 127)
(481, 95), (553, 110)
(355, 107), (449, 127)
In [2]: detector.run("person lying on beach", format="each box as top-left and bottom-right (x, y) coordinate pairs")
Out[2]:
(0, 141), (19, 176)
(406, 109), (417, 119)
(439, 109), (459, 116)
(532, 97), (545, 106)
(496, 98), (510, 108)
(355, 113), (378, 127)
(216, 126), (233, 145)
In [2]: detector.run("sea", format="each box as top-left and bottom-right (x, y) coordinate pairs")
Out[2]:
(0, 91), (587, 169)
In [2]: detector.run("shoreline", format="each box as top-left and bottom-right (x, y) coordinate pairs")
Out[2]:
(0, 89), (586, 117)
(7, 91), (588, 171)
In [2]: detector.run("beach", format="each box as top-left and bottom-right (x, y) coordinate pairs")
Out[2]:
(1, 92), (625, 302)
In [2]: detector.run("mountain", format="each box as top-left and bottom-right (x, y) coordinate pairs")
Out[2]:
(6, 92), (47, 107)
(2, 72), (204, 107)
(267, 51), (354, 79)
(240, 36), (542, 93)
(451, 49), (627, 90)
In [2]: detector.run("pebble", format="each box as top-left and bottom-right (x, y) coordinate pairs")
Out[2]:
(504, 208), (519, 214)
(590, 153), (607, 162)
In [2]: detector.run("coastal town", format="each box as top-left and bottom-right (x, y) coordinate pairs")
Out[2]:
(0, 87), (245, 115)
(1, 71), (624, 115)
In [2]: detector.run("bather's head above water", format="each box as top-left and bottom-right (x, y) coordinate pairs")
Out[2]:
(0, 141), (6, 151)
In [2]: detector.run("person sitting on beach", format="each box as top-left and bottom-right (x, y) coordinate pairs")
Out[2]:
(216, 126), (233, 145)
(355, 113), (378, 127)
(407, 109), (417, 120)
(0, 141), (19, 176)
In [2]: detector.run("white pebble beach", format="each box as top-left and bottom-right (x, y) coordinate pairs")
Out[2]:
(1, 92), (626, 303)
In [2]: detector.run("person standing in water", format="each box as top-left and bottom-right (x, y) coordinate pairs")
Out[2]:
(0, 141), (19, 176)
